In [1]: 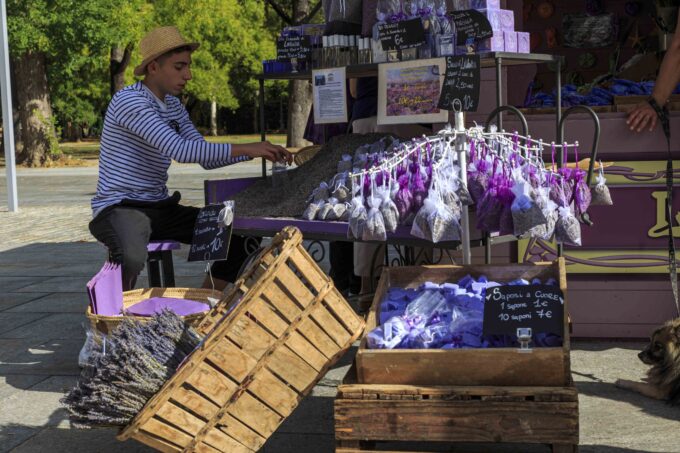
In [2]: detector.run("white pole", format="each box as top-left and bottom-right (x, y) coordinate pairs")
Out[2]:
(0, 0), (17, 212)
(454, 111), (471, 265)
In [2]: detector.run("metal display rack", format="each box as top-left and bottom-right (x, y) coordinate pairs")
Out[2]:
(253, 52), (567, 264)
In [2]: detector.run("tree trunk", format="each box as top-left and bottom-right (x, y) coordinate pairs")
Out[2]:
(287, 0), (312, 147)
(110, 44), (132, 96)
(210, 100), (218, 136)
(12, 51), (56, 167)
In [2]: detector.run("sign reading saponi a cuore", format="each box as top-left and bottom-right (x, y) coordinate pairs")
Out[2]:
(482, 285), (564, 336)
(448, 10), (494, 46)
(276, 36), (311, 61)
(437, 55), (480, 112)
(188, 204), (232, 262)
(378, 18), (426, 51)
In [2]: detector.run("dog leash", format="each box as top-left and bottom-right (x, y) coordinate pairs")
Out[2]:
(648, 97), (679, 317)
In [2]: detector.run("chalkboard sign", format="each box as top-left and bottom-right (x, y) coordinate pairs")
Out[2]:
(482, 285), (564, 336)
(188, 204), (232, 262)
(378, 19), (426, 51)
(448, 10), (494, 46)
(277, 36), (311, 61)
(437, 55), (481, 112)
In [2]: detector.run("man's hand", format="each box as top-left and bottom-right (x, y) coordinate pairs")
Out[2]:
(232, 141), (293, 165)
(627, 101), (658, 133)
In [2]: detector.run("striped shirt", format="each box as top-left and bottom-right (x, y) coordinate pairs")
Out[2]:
(91, 81), (249, 216)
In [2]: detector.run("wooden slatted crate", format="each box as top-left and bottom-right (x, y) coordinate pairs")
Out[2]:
(334, 366), (579, 453)
(117, 227), (365, 452)
(356, 259), (571, 387)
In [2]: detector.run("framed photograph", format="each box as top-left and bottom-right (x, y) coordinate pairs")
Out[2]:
(377, 58), (449, 125)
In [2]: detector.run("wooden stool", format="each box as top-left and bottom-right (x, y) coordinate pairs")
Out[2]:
(146, 240), (181, 287)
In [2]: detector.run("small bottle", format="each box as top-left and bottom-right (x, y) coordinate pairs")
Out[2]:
(357, 38), (365, 64)
(322, 35), (329, 68)
(365, 38), (373, 63)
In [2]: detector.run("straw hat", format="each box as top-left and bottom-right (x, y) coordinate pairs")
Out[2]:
(134, 26), (199, 76)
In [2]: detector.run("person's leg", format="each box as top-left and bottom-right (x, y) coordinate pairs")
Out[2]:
(89, 207), (152, 291)
(329, 241), (359, 295)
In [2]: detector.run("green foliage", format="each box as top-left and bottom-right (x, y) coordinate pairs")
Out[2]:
(6, 0), (295, 137)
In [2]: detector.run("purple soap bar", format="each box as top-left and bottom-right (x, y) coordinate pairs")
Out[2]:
(470, 0), (500, 9)
(517, 31), (530, 53)
(420, 281), (441, 291)
(504, 31), (518, 52)
(126, 297), (209, 316)
(479, 9), (515, 32)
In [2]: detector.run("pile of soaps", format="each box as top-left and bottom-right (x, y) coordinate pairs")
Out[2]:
(366, 274), (562, 350)
(453, 0), (530, 54)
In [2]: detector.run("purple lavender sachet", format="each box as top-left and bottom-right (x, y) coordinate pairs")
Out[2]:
(126, 297), (209, 317)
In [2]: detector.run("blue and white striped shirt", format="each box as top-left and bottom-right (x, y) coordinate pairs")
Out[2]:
(92, 81), (249, 215)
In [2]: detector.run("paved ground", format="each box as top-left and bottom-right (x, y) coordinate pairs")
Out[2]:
(1, 164), (679, 452)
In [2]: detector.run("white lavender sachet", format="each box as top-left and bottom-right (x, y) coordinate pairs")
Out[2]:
(555, 206), (582, 246)
(302, 200), (324, 221)
(362, 178), (387, 241)
(590, 164), (613, 206)
(511, 180), (547, 237)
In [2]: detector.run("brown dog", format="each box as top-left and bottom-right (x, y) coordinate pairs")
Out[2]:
(616, 319), (680, 404)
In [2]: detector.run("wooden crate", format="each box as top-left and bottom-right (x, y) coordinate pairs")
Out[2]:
(117, 227), (365, 452)
(356, 259), (571, 387)
(334, 366), (579, 453)
(614, 94), (680, 113)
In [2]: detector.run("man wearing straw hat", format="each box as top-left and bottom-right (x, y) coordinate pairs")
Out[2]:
(89, 26), (291, 291)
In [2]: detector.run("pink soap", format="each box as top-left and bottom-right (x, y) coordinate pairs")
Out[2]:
(504, 31), (518, 52)
(517, 31), (530, 53)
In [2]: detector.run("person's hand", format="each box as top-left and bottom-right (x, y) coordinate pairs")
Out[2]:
(627, 101), (658, 132)
(233, 141), (293, 165)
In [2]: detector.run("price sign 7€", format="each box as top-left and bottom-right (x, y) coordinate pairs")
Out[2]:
(482, 285), (565, 337)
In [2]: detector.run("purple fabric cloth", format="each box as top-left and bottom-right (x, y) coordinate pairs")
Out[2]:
(126, 297), (209, 316)
(87, 262), (123, 316)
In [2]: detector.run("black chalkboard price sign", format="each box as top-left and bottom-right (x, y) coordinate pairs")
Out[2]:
(482, 285), (565, 336)
(277, 36), (311, 61)
(188, 204), (232, 262)
(448, 10), (494, 46)
(437, 55), (481, 112)
(378, 19), (426, 51)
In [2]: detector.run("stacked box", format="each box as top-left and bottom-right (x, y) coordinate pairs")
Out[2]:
(476, 9), (515, 33)
(455, 0), (501, 9)
(517, 31), (530, 53)
(504, 30), (518, 52)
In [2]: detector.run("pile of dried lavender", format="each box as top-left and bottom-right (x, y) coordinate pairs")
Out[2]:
(62, 311), (201, 428)
(232, 133), (392, 218)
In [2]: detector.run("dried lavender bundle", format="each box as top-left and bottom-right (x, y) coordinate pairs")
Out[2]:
(62, 311), (201, 428)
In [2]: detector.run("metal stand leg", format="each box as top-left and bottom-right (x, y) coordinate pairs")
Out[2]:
(555, 58), (563, 258)
(484, 232), (491, 264)
(455, 112), (471, 265)
(495, 57), (503, 131)
(160, 250), (176, 287)
(147, 253), (162, 288)
(259, 78), (266, 179)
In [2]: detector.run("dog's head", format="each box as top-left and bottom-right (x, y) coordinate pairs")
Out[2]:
(639, 320), (680, 366)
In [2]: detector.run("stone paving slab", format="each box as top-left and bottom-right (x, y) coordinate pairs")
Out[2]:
(7, 428), (154, 453)
(0, 314), (87, 340)
(0, 339), (82, 376)
(7, 293), (87, 313)
(0, 293), (49, 311)
(0, 313), (50, 335)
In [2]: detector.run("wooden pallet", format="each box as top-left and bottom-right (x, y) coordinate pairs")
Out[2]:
(118, 227), (365, 452)
(356, 260), (571, 387)
(335, 367), (579, 453)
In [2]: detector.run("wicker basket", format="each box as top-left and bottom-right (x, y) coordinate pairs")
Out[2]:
(293, 145), (321, 167)
(117, 226), (365, 452)
(86, 287), (222, 335)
